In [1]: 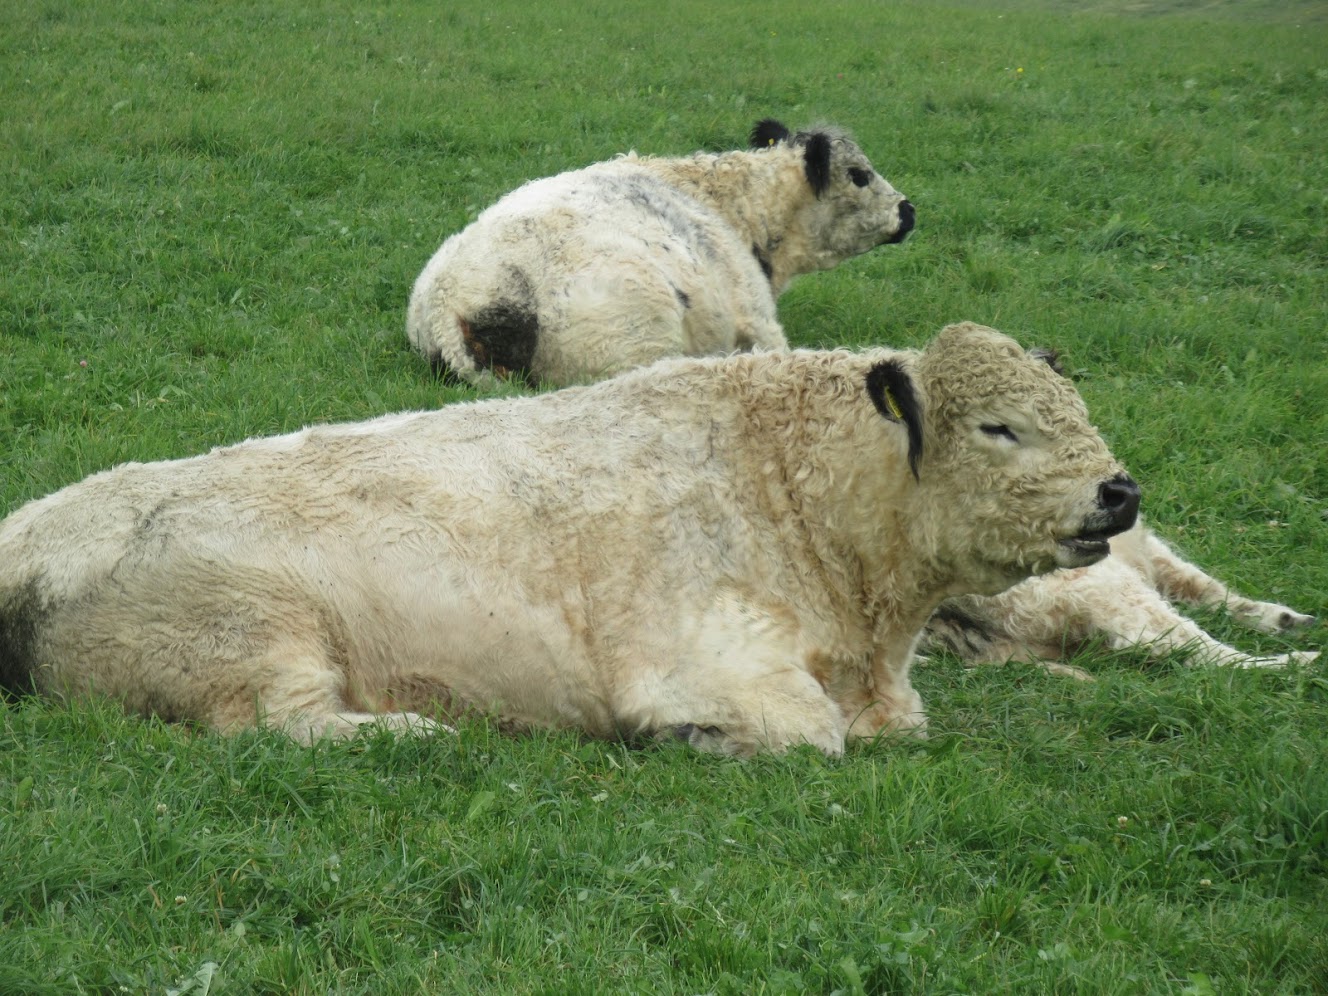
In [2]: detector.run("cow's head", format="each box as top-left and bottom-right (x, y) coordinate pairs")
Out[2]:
(866, 322), (1138, 596)
(751, 118), (914, 272)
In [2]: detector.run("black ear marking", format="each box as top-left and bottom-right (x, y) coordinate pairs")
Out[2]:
(802, 133), (832, 197)
(750, 118), (791, 148)
(866, 359), (924, 480)
(1029, 347), (1064, 376)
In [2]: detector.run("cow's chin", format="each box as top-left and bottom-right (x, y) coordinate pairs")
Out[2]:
(961, 552), (1060, 597)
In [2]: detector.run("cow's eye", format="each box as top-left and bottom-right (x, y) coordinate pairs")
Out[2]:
(980, 424), (1018, 443)
(848, 167), (871, 188)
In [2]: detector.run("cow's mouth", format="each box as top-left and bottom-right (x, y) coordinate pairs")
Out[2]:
(1055, 529), (1113, 567)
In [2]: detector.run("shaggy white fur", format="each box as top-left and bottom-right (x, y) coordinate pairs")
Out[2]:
(0, 323), (1135, 754)
(406, 119), (913, 387)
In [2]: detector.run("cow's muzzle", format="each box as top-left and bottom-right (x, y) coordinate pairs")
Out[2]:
(1057, 473), (1141, 566)
(883, 200), (915, 244)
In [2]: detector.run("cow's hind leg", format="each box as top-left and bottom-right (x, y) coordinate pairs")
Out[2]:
(40, 565), (451, 742)
(189, 621), (446, 743)
(203, 633), (446, 745)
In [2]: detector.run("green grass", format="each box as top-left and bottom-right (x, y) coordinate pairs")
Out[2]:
(2, 0), (1326, 991)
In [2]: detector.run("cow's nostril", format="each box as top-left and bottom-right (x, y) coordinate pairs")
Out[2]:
(1099, 473), (1141, 526)
(883, 201), (915, 245)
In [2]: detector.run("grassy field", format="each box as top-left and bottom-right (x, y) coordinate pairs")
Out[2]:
(2, 0), (1326, 992)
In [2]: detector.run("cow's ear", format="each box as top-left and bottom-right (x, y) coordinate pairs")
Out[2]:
(802, 132), (832, 197)
(866, 359), (923, 480)
(1029, 347), (1064, 376)
(751, 118), (791, 148)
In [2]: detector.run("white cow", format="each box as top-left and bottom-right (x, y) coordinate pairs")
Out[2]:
(407, 119), (914, 387)
(0, 323), (1136, 755)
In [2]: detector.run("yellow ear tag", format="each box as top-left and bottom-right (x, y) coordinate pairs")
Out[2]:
(768, 138), (776, 146)
(883, 386), (904, 421)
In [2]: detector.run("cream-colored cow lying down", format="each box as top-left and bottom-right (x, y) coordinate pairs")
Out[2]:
(407, 119), (914, 388)
(0, 323), (1139, 755)
(924, 520), (1318, 677)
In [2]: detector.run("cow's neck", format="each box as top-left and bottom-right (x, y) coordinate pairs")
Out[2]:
(733, 359), (947, 637)
(640, 150), (812, 296)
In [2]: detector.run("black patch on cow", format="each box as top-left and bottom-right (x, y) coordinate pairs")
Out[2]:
(751, 244), (774, 282)
(1029, 347), (1064, 376)
(866, 359), (924, 480)
(925, 604), (996, 658)
(460, 306), (539, 389)
(750, 118), (791, 148)
(802, 133), (832, 198)
(0, 578), (49, 700)
(453, 265), (541, 386)
(673, 286), (691, 309)
(461, 308), (539, 386)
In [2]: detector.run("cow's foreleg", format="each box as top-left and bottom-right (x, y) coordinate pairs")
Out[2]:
(844, 633), (927, 742)
(620, 598), (848, 756)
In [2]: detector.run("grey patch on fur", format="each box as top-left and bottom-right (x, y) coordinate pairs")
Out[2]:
(601, 174), (720, 259)
(136, 500), (167, 535)
(132, 497), (184, 557)
(673, 286), (691, 309)
(1278, 610), (1315, 631)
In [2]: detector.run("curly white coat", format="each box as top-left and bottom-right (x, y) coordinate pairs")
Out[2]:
(0, 324), (1132, 754)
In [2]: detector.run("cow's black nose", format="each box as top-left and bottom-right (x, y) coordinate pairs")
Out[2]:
(1099, 473), (1141, 531)
(895, 200), (915, 238)
(884, 201), (914, 244)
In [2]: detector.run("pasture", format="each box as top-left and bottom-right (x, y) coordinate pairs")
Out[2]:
(2, 0), (1326, 991)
